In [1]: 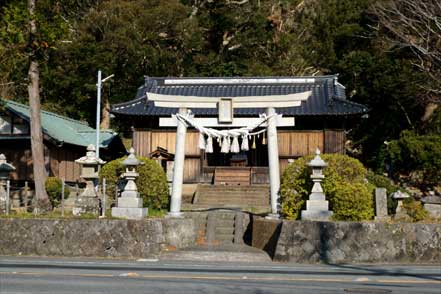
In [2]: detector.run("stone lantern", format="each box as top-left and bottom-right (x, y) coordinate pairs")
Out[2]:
(111, 148), (148, 219)
(0, 154), (15, 214)
(392, 190), (410, 219)
(301, 148), (333, 221)
(73, 144), (105, 216)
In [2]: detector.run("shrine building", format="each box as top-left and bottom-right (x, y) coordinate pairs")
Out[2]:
(111, 75), (367, 216)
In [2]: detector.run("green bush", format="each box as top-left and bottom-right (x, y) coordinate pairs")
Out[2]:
(280, 154), (374, 221)
(280, 157), (310, 220)
(402, 198), (429, 222)
(387, 130), (441, 187)
(45, 177), (69, 207)
(99, 156), (169, 210)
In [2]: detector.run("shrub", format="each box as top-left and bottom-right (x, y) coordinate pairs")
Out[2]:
(99, 156), (169, 210)
(402, 198), (429, 222)
(280, 154), (374, 221)
(387, 130), (441, 187)
(45, 177), (69, 207)
(280, 157), (310, 219)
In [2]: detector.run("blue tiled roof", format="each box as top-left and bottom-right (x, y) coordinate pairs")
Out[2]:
(112, 75), (368, 117)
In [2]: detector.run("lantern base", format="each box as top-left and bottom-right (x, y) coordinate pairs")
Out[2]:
(111, 207), (148, 220)
(301, 210), (333, 221)
(73, 196), (100, 216)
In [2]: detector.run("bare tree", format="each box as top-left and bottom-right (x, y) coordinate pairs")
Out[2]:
(28, 0), (51, 212)
(372, 0), (441, 120)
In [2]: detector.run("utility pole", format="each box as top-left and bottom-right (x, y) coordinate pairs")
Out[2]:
(96, 70), (114, 159)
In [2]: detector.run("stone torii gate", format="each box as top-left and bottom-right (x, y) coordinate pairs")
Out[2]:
(147, 88), (311, 218)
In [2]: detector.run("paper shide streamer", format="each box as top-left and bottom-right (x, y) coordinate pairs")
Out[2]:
(175, 111), (277, 153)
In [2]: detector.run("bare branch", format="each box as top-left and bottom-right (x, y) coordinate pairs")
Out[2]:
(371, 0), (441, 103)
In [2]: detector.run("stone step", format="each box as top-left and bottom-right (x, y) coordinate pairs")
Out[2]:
(211, 213), (236, 220)
(181, 204), (271, 214)
(197, 184), (269, 190)
(199, 199), (269, 204)
(214, 219), (235, 227)
(198, 189), (269, 194)
(215, 233), (235, 242)
(215, 227), (235, 235)
(199, 195), (269, 201)
(200, 195), (269, 200)
(199, 191), (269, 195)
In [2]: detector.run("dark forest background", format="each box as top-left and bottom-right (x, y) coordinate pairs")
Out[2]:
(1, 0), (440, 187)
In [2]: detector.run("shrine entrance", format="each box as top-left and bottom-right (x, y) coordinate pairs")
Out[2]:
(146, 88), (312, 218)
(202, 134), (269, 186)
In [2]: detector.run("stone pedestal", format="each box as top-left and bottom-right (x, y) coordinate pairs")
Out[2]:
(0, 154), (15, 214)
(301, 149), (333, 221)
(111, 148), (148, 220)
(0, 183), (7, 214)
(422, 195), (441, 218)
(374, 188), (390, 221)
(111, 189), (148, 220)
(301, 194), (333, 221)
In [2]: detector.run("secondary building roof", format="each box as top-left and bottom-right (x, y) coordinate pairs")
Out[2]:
(112, 75), (368, 117)
(2, 99), (120, 148)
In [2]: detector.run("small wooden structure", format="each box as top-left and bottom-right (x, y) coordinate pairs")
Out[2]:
(0, 99), (126, 183)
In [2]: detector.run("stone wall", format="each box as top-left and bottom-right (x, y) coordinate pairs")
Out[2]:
(0, 218), (196, 258)
(253, 218), (441, 264)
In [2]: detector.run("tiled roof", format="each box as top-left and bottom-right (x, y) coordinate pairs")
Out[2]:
(112, 75), (368, 117)
(2, 99), (120, 148)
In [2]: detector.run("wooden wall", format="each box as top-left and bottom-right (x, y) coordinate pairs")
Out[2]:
(2, 142), (82, 183)
(49, 147), (82, 182)
(132, 128), (346, 183)
(133, 130), (201, 182)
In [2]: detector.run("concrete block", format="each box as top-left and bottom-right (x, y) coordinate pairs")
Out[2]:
(117, 197), (143, 208)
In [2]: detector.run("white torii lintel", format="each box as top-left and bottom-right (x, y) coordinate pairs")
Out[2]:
(159, 116), (295, 128)
(146, 91), (311, 109)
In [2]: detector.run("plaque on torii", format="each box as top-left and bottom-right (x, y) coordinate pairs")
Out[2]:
(147, 90), (312, 218)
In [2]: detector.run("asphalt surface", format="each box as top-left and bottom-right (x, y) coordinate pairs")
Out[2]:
(0, 256), (440, 294)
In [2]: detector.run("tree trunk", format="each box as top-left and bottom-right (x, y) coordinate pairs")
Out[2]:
(100, 93), (110, 129)
(28, 0), (51, 213)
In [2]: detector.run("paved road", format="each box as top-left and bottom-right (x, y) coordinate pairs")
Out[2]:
(0, 256), (440, 293)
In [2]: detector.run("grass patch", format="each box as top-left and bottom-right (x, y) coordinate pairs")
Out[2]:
(0, 210), (98, 219)
(146, 208), (167, 218)
(0, 207), (167, 219)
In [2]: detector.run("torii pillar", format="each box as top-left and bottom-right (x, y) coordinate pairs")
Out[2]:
(266, 107), (280, 219)
(168, 107), (187, 218)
